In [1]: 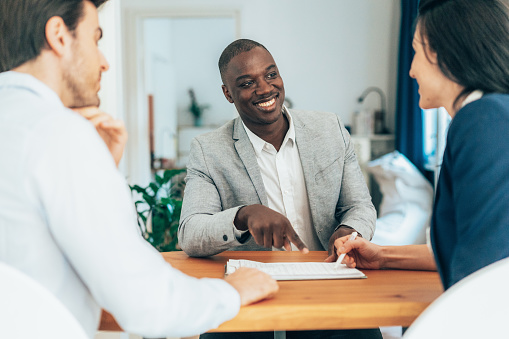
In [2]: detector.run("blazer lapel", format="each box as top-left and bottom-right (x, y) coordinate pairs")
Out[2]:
(232, 118), (268, 206)
(293, 114), (320, 224)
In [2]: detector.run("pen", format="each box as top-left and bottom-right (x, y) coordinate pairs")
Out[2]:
(335, 232), (357, 269)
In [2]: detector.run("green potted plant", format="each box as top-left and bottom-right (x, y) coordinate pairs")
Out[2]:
(188, 88), (209, 127)
(130, 169), (186, 252)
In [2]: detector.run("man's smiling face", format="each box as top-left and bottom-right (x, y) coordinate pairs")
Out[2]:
(221, 46), (285, 130)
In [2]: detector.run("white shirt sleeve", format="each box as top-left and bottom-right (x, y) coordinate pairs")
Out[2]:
(30, 113), (240, 337)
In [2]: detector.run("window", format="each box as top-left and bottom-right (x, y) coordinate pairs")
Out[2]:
(423, 107), (451, 185)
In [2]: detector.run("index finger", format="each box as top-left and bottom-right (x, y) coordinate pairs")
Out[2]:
(285, 228), (309, 254)
(335, 236), (360, 256)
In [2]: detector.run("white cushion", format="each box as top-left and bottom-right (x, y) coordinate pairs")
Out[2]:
(368, 151), (434, 245)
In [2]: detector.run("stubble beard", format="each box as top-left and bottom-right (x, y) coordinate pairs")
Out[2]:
(64, 44), (101, 109)
(64, 69), (101, 109)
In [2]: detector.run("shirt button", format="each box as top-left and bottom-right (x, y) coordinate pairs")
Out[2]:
(223, 235), (228, 241)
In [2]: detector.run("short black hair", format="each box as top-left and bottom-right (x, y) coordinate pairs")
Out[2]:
(218, 39), (269, 82)
(0, 0), (108, 72)
(417, 0), (509, 107)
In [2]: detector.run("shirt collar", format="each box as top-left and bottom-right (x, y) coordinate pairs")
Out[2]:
(461, 90), (484, 108)
(242, 105), (295, 154)
(0, 71), (65, 109)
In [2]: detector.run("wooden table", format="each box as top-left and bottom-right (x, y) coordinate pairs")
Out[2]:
(100, 251), (443, 332)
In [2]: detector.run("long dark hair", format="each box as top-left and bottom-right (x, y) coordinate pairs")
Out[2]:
(418, 0), (509, 107)
(0, 0), (108, 72)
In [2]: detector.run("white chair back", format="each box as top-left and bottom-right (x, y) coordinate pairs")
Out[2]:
(404, 257), (509, 339)
(0, 262), (89, 339)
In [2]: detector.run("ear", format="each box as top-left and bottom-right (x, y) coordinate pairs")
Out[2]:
(428, 48), (438, 64)
(222, 85), (234, 103)
(45, 16), (73, 57)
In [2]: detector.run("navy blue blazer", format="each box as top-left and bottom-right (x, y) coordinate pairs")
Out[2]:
(431, 93), (509, 290)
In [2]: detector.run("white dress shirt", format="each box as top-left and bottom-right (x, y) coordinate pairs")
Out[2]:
(240, 108), (323, 251)
(0, 72), (239, 338)
(461, 90), (484, 108)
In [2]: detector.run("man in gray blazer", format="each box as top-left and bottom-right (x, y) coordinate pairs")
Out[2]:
(179, 39), (376, 261)
(179, 38), (381, 339)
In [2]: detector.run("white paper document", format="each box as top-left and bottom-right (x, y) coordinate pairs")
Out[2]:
(225, 259), (367, 281)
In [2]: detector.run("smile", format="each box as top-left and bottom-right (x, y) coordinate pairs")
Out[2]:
(257, 98), (276, 107)
(254, 94), (279, 111)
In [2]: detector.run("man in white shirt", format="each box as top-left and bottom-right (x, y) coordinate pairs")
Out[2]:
(178, 39), (381, 339)
(0, 1), (278, 338)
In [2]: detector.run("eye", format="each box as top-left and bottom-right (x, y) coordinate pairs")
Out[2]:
(95, 29), (103, 46)
(266, 71), (278, 79)
(239, 80), (254, 88)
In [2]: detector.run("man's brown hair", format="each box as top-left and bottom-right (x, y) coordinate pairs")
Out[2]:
(0, 0), (108, 72)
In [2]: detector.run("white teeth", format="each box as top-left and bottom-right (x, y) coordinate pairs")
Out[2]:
(257, 98), (276, 107)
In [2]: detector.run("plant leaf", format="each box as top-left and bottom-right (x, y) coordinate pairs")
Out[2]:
(131, 170), (186, 252)
(155, 174), (163, 185)
(149, 183), (159, 194)
(130, 185), (147, 194)
(142, 193), (156, 206)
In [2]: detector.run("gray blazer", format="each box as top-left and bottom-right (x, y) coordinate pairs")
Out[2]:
(178, 109), (376, 257)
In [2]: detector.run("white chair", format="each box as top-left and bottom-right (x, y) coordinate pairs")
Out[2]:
(0, 262), (89, 339)
(403, 257), (509, 339)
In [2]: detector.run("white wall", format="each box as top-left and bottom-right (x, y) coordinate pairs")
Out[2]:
(122, 0), (401, 185)
(144, 19), (178, 161)
(170, 17), (237, 127)
(98, 0), (126, 173)
(144, 16), (236, 166)
(123, 0), (400, 126)
(98, 0), (122, 119)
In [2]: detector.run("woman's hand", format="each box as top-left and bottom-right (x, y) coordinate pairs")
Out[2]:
(325, 235), (385, 269)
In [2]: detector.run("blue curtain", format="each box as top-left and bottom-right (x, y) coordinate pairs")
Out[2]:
(395, 0), (427, 175)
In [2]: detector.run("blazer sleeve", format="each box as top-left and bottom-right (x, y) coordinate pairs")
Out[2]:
(178, 138), (246, 257)
(334, 116), (377, 240)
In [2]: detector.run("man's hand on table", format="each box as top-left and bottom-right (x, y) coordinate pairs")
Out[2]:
(73, 107), (128, 167)
(225, 267), (279, 306)
(234, 204), (309, 253)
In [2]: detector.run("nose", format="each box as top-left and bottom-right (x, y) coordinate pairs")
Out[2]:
(255, 79), (272, 96)
(409, 57), (416, 79)
(100, 50), (110, 72)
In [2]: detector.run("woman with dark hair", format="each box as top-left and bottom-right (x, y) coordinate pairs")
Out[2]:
(332, 0), (509, 291)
